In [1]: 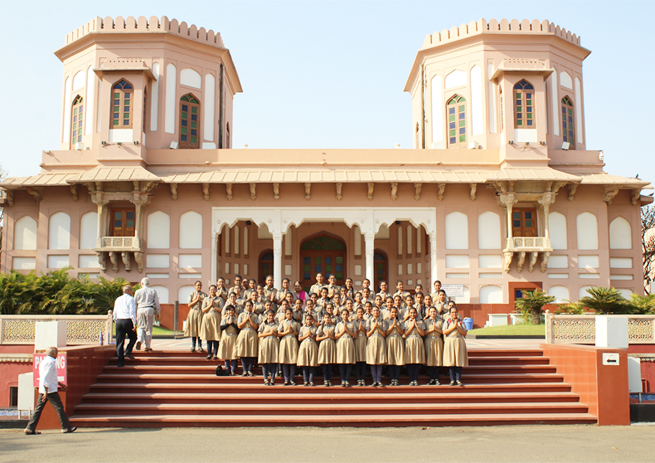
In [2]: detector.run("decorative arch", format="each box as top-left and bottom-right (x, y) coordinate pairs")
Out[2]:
(179, 93), (200, 148)
(300, 232), (347, 288)
(548, 212), (568, 250)
(148, 211), (171, 249)
(478, 211), (501, 249)
(514, 80), (534, 128)
(576, 212), (598, 250)
(445, 211), (468, 249)
(179, 211), (202, 249)
(111, 79), (133, 128)
(80, 211), (98, 249)
(49, 212), (71, 250)
(562, 96), (574, 148)
(609, 216), (632, 249)
(14, 215), (37, 250)
(446, 94), (467, 148)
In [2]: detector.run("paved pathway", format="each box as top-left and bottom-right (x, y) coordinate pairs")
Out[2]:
(2, 424), (654, 462)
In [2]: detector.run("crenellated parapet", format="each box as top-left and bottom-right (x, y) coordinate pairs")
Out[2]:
(421, 18), (581, 49)
(63, 16), (225, 49)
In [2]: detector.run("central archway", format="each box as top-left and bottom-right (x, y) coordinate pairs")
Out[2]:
(300, 232), (347, 291)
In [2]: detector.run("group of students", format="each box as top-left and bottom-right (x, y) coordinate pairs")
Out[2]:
(183, 274), (468, 387)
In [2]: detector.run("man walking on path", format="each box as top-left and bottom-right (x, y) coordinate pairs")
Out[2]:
(134, 277), (161, 352)
(24, 347), (76, 434)
(114, 284), (137, 367)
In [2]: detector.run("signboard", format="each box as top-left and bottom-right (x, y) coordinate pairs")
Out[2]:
(441, 284), (464, 298)
(33, 353), (67, 387)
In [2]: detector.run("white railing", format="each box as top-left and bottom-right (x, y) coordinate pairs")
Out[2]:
(544, 313), (655, 344)
(98, 236), (141, 250)
(0, 313), (113, 345)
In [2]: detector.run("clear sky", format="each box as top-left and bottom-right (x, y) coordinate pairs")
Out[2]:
(1, 0), (653, 183)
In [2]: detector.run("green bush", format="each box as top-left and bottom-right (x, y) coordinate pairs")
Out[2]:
(578, 287), (633, 314)
(514, 289), (555, 325)
(0, 269), (129, 315)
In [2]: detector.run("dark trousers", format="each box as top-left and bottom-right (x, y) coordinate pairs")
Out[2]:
(449, 366), (463, 382)
(355, 362), (367, 382)
(388, 364), (401, 381)
(224, 359), (237, 373)
(302, 366), (315, 383)
(115, 319), (137, 366)
(241, 357), (255, 373)
(282, 364), (296, 382)
(370, 365), (383, 383)
(407, 364), (420, 382)
(191, 337), (203, 349)
(427, 366), (441, 381)
(338, 364), (353, 383)
(26, 392), (71, 431)
(207, 341), (219, 356)
(262, 363), (277, 379)
(322, 364), (333, 381)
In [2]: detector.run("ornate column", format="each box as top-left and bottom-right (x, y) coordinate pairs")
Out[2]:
(273, 233), (283, 291)
(497, 191), (517, 272)
(430, 231), (437, 286)
(365, 232), (375, 284)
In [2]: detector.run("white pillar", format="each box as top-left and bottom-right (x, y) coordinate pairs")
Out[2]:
(365, 232), (375, 284)
(210, 231), (218, 285)
(273, 232), (283, 290)
(430, 231), (437, 286)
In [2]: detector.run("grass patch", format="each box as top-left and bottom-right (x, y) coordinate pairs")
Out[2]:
(468, 324), (545, 336)
(112, 325), (175, 336)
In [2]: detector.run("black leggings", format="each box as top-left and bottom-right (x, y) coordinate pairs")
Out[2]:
(370, 365), (383, 383)
(388, 364), (401, 381)
(322, 364), (333, 381)
(191, 337), (203, 349)
(427, 366), (441, 381)
(282, 364), (296, 382)
(302, 366), (315, 383)
(338, 364), (353, 383)
(240, 357), (255, 373)
(206, 341), (219, 356)
(355, 362), (367, 381)
(262, 363), (277, 379)
(224, 359), (237, 373)
(448, 366), (462, 382)
(407, 364), (420, 382)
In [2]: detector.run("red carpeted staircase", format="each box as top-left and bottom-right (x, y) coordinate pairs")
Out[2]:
(69, 348), (597, 427)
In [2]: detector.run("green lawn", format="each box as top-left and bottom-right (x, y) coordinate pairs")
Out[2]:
(468, 324), (545, 336)
(112, 325), (175, 336)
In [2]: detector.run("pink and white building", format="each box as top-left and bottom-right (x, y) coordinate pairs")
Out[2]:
(0, 16), (650, 317)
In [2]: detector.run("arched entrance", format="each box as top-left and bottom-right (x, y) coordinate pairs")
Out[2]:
(300, 233), (347, 290)
(258, 249), (273, 285)
(374, 249), (388, 293)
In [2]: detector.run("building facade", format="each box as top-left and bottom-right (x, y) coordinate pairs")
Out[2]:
(0, 16), (650, 309)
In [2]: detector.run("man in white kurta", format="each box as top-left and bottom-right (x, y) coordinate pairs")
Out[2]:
(134, 277), (161, 352)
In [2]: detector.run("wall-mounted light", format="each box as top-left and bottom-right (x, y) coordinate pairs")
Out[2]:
(101, 141), (107, 146)
(508, 140), (514, 145)
(133, 141), (139, 145)
(539, 141), (546, 146)
(117, 142), (122, 147)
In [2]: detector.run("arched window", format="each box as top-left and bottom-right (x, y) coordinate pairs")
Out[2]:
(446, 95), (466, 147)
(561, 96), (574, 148)
(71, 95), (84, 145)
(514, 80), (534, 128)
(179, 94), (200, 148)
(111, 80), (133, 128)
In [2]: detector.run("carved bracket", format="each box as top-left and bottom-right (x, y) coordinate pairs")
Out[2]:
(26, 187), (43, 203)
(437, 183), (446, 201)
(516, 251), (527, 273)
(603, 186), (619, 205)
(134, 252), (144, 273)
(528, 251), (539, 272)
(367, 183), (374, 201)
(70, 185), (78, 201)
(568, 183), (578, 201)
(414, 183), (422, 201)
(121, 251), (132, 272)
(273, 183), (280, 200)
(226, 183), (233, 201)
(170, 183), (178, 200)
(469, 183), (477, 201)
(304, 183), (311, 200)
(202, 183), (210, 201)
(249, 183), (257, 200)
(631, 189), (641, 206)
(4, 190), (13, 206)
(336, 183), (343, 201)
(108, 251), (119, 272)
(96, 252), (106, 271)
(390, 182), (398, 201)
(540, 251), (551, 272)
(503, 250), (513, 273)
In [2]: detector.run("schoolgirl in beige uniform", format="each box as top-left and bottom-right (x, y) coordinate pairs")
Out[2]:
(403, 307), (426, 386)
(258, 310), (280, 386)
(278, 308), (300, 385)
(297, 314), (319, 386)
(353, 306), (368, 386)
(199, 285), (222, 360)
(423, 306), (444, 385)
(366, 306), (387, 387)
(236, 300), (260, 376)
(185, 281), (207, 352)
(443, 304), (468, 386)
(316, 312), (337, 387)
(385, 306), (405, 386)
(335, 309), (356, 387)
(217, 305), (239, 375)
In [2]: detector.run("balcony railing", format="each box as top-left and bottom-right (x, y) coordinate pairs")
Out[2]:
(97, 236), (141, 251)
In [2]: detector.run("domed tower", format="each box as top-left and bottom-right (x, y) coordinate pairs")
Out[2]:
(405, 19), (589, 155)
(55, 16), (241, 154)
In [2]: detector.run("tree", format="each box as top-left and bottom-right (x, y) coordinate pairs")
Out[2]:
(579, 287), (633, 314)
(515, 289), (555, 325)
(642, 205), (655, 294)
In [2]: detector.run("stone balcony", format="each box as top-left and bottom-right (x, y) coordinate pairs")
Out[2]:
(95, 236), (143, 273)
(503, 236), (552, 273)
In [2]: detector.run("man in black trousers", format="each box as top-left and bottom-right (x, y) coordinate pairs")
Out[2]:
(113, 284), (137, 367)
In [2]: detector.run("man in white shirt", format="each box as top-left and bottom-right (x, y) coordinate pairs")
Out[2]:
(113, 284), (137, 367)
(24, 347), (76, 434)
(134, 277), (161, 352)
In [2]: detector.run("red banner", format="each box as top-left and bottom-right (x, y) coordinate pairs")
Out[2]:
(33, 352), (67, 387)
